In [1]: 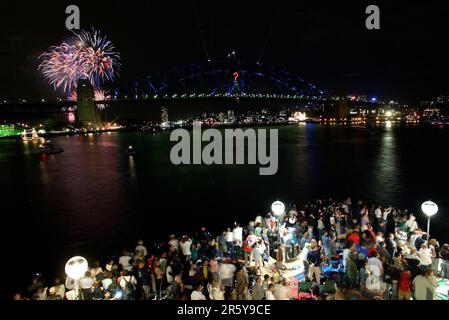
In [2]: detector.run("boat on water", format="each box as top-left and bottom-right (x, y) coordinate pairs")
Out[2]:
(31, 141), (64, 155)
(127, 146), (136, 156)
(21, 129), (40, 141)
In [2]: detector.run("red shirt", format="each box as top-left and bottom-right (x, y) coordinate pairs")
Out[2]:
(399, 271), (412, 292)
(347, 233), (360, 244)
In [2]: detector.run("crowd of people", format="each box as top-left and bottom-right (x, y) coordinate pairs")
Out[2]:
(15, 198), (449, 301)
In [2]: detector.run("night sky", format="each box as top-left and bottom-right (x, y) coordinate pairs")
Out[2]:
(0, 0), (448, 104)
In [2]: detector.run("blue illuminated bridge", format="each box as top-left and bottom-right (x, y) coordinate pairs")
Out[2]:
(124, 60), (328, 101)
(0, 60), (376, 119)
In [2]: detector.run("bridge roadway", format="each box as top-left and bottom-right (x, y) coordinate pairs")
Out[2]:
(0, 96), (375, 115)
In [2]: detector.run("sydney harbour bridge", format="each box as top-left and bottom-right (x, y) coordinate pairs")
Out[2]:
(0, 59), (375, 123)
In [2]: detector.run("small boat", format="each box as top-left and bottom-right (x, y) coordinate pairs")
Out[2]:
(31, 141), (64, 155)
(21, 129), (40, 142)
(127, 146), (136, 156)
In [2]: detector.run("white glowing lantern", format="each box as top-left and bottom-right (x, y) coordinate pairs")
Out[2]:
(421, 201), (438, 217)
(65, 256), (88, 280)
(421, 201), (438, 237)
(271, 201), (285, 216)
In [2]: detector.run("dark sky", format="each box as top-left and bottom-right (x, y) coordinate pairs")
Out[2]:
(0, 0), (448, 104)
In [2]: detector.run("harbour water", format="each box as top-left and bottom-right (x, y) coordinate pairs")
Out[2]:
(1, 124), (448, 298)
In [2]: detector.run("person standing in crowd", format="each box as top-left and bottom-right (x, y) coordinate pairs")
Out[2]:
(210, 255), (219, 282)
(225, 228), (234, 257)
(236, 265), (249, 300)
(418, 244), (432, 270)
(307, 242), (322, 284)
(251, 276), (265, 300)
(136, 261), (150, 300)
(180, 235), (193, 262)
(167, 275), (184, 300)
(135, 240), (148, 257)
(398, 267), (412, 300)
(413, 268), (439, 300)
(440, 244), (449, 279)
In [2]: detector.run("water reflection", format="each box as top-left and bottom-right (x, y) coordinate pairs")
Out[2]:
(370, 125), (400, 204)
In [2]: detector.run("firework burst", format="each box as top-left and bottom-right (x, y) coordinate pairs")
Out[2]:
(69, 89), (111, 110)
(38, 29), (121, 93)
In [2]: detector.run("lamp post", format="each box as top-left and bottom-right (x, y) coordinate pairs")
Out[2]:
(421, 201), (438, 237)
(65, 256), (88, 300)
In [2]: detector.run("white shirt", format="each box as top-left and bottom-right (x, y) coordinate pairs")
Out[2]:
(406, 218), (418, 232)
(135, 245), (148, 256)
(317, 219), (325, 230)
(413, 275), (438, 300)
(418, 248), (432, 266)
(225, 231), (234, 242)
(119, 275), (137, 289)
(79, 277), (94, 289)
(383, 208), (391, 221)
(102, 278), (112, 290)
(180, 240), (193, 256)
(166, 266), (174, 284)
(219, 263), (237, 280)
(211, 287), (225, 300)
(265, 290), (276, 300)
(233, 227), (243, 242)
(299, 247), (310, 261)
(375, 208), (382, 219)
(119, 256), (132, 271)
(191, 290), (207, 300)
(368, 257), (383, 275)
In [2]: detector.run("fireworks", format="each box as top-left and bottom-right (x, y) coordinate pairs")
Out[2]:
(68, 89), (111, 110)
(38, 29), (121, 93)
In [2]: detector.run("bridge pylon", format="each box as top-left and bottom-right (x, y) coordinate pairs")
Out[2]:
(76, 79), (102, 128)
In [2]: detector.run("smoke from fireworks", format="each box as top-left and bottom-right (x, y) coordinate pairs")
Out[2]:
(38, 29), (121, 94)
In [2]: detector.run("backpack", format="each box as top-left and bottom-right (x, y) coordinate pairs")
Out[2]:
(123, 276), (135, 297)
